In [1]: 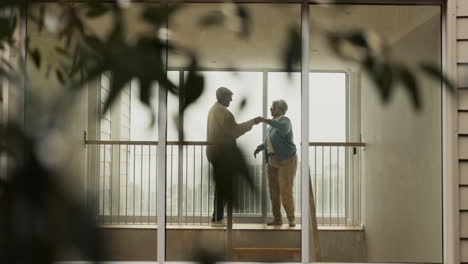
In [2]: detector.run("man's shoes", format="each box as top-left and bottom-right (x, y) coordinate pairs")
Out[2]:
(267, 219), (283, 226)
(288, 217), (296, 227)
(210, 219), (227, 227)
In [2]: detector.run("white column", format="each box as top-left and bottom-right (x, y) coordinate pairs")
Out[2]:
(443, 1), (459, 264)
(301, 1), (310, 264)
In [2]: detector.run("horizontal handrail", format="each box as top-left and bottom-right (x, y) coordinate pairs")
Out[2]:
(87, 139), (364, 226)
(85, 140), (366, 147)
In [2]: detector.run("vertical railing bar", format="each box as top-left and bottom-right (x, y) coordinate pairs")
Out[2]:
(170, 145), (173, 224)
(154, 145), (160, 224)
(246, 167), (249, 215)
(155, 145), (158, 225)
(243, 168), (246, 216)
(140, 146), (144, 224)
(85, 145), (90, 218)
(314, 146), (317, 223)
(255, 166), (258, 215)
(246, 169), (249, 215)
(208, 161), (211, 224)
(110, 144), (114, 224)
(337, 146), (339, 226)
(352, 146), (355, 226)
(349, 146), (352, 226)
(133, 145), (136, 224)
(329, 146), (332, 225)
(193, 145), (195, 224)
(249, 167), (252, 215)
(118, 144), (121, 224)
(358, 146), (362, 223)
(185, 145), (188, 224)
(95, 145), (99, 223)
(148, 145), (151, 224)
(126, 144), (129, 224)
(321, 146), (324, 225)
(258, 166), (261, 216)
(200, 146), (203, 224)
(103, 144), (106, 224)
(238, 170), (241, 215)
(177, 143), (183, 224)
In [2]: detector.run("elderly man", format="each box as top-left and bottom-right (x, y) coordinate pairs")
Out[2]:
(206, 87), (261, 226)
(254, 99), (297, 227)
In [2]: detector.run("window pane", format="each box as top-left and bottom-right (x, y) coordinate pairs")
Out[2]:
(309, 72), (346, 142)
(167, 3), (301, 262)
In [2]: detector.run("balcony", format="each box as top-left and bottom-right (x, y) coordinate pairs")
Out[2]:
(84, 140), (365, 261)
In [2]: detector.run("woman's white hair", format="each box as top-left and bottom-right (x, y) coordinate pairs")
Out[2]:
(273, 99), (288, 114)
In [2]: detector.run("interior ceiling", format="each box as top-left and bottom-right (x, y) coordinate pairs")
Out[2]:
(310, 5), (440, 45)
(167, 4), (440, 69)
(29, 3), (440, 71)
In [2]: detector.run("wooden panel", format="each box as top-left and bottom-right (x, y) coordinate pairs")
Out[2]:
(459, 89), (468, 109)
(460, 187), (468, 210)
(460, 137), (468, 159)
(462, 240), (468, 263)
(459, 0), (468, 16)
(460, 161), (468, 185)
(458, 41), (468, 63)
(459, 64), (468, 87)
(458, 18), (468, 39)
(461, 212), (468, 238)
(233, 248), (300, 262)
(460, 112), (468, 133)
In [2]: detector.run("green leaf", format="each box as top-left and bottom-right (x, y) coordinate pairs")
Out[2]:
(235, 4), (251, 38)
(239, 98), (247, 110)
(398, 65), (421, 109)
(85, 2), (109, 18)
(28, 48), (41, 69)
(0, 16), (16, 44)
(199, 11), (224, 27)
(103, 72), (132, 115)
(420, 63), (456, 92)
(347, 31), (369, 50)
(55, 46), (71, 58)
(282, 26), (301, 75)
(183, 58), (204, 111)
(55, 69), (65, 84)
(143, 5), (181, 27)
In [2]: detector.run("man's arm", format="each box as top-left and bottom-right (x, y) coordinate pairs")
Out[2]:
(225, 111), (255, 139)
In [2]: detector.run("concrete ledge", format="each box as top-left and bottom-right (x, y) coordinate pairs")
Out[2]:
(98, 223), (364, 231)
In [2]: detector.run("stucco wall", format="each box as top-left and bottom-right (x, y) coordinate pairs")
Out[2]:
(360, 9), (442, 262)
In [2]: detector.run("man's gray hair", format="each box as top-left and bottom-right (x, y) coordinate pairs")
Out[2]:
(273, 99), (288, 114)
(216, 87), (233, 101)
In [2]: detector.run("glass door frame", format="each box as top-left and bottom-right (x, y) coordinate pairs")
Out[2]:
(152, 1), (453, 264)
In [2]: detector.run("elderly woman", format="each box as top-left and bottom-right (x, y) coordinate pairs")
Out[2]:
(254, 99), (297, 227)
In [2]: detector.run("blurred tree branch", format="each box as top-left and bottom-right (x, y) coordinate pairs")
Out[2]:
(0, 1), (456, 263)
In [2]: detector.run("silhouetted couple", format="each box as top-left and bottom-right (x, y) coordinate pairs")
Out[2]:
(206, 87), (297, 227)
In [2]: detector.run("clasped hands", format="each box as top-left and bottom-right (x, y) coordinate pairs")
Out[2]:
(253, 116), (267, 125)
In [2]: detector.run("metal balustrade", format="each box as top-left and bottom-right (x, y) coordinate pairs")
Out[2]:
(85, 140), (364, 227)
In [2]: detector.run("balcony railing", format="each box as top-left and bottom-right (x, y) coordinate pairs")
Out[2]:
(85, 140), (365, 227)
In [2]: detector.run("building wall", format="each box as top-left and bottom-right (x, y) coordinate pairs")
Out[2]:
(456, 0), (468, 262)
(86, 228), (366, 262)
(360, 7), (442, 262)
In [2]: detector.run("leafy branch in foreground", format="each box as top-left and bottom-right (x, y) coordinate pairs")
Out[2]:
(0, 2), (457, 263)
